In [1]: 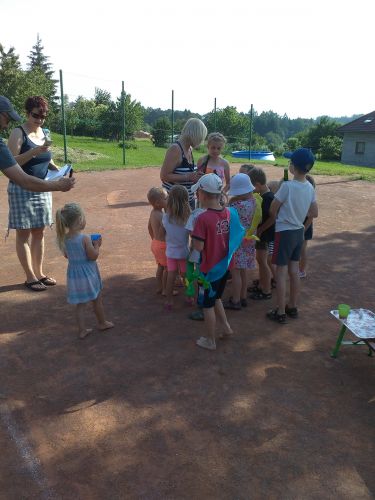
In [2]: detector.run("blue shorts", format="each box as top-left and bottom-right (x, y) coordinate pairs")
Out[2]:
(272, 229), (304, 266)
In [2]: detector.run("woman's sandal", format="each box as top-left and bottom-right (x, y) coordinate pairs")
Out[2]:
(39, 276), (57, 286)
(24, 280), (47, 292)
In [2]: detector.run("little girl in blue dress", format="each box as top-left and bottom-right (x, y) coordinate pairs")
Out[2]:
(55, 202), (114, 338)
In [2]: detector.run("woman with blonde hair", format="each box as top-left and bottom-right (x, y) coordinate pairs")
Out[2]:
(160, 118), (207, 209)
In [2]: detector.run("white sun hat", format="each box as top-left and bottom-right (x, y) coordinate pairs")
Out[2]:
(228, 173), (255, 196)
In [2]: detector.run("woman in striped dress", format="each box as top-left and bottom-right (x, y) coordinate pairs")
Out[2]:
(160, 118), (207, 209)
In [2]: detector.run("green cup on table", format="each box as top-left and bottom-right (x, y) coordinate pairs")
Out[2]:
(338, 304), (351, 319)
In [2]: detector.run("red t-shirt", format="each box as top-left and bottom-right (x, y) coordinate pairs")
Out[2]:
(192, 207), (230, 273)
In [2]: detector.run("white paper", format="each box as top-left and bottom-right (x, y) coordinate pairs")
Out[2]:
(45, 164), (72, 180)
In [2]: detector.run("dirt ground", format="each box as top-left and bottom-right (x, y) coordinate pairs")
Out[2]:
(0, 165), (374, 500)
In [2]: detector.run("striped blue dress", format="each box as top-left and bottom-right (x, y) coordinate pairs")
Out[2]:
(65, 233), (102, 305)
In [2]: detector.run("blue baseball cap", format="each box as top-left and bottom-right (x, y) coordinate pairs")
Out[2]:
(284, 148), (315, 172)
(0, 96), (22, 121)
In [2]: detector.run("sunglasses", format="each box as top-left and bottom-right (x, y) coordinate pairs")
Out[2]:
(30, 112), (47, 120)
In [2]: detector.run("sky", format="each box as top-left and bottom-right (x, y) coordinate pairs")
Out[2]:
(1, 0), (374, 119)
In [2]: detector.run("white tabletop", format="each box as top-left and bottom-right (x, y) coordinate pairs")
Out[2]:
(330, 309), (375, 339)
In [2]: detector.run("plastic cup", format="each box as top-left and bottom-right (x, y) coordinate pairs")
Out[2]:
(91, 233), (101, 241)
(338, 304), (350, 319)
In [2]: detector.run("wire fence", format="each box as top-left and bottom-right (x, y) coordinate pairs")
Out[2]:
(52, 70), (256, 165)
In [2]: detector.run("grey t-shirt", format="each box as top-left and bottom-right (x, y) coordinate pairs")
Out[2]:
(0, 137), (16, 171)
(275, 179), (316, 232)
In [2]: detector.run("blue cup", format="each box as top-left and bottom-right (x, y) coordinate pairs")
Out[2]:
(91, 233), (101, 241)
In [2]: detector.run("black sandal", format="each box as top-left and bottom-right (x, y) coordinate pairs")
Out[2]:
(266, 308), (287, 324)
(39, 276), (57, 286)
(24, 280), (47, 292)
(223, 297), (242, 310)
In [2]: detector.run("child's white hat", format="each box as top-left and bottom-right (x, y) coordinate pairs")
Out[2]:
(228, 173), (255, 196)
(191, 173), (223, 194)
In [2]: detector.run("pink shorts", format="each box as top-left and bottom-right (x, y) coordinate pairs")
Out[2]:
(166, 257), (187, 273)
(151, 240), (167, 267)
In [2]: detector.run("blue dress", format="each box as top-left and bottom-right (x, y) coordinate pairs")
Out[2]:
(65, 234), (103, 304)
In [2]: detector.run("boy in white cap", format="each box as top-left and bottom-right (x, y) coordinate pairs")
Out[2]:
(190, 173), (244, 350)
(267, 148), (318, 324)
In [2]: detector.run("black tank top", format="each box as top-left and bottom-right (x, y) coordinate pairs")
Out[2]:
(162, 141), (196, 202)
(18, 126), (52, 179)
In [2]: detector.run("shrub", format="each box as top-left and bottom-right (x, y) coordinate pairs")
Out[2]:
(319, 136), (342, 161)
(118, 141), (138, 149)
(152, 117), (171, 147)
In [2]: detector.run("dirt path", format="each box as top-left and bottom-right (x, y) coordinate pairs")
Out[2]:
(0, 166), (374, 499)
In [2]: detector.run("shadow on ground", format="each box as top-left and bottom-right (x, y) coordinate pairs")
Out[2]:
(0, 226), (374, 499)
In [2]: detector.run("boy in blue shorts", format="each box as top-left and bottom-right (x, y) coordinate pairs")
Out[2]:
(267, 148), (318, 324)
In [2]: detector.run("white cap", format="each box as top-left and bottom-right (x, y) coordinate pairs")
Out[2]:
(191, 173), (223, 194)
(228, 173), (254, 196)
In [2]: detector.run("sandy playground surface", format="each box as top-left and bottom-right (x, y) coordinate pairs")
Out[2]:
(0, 165), (374, 499)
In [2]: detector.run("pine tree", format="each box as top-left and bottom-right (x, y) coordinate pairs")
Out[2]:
(27, 34), (54, 78)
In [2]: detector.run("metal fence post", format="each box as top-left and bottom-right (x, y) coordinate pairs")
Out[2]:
(122, 81), (126, 165)
(59, 69), (68, 163)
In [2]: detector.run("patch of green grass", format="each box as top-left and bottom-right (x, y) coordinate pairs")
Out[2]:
(271, 156), (375, 182)
(50, 134), (375, 181)
(51, 134), (168, 171)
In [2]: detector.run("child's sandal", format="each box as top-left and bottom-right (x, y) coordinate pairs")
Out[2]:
(251, 290), (272, 300)
(266, 308), (287, 324)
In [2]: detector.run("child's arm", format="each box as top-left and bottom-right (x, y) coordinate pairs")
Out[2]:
(192, 237), (204, 253)
(269, 198), (282, 219)
(148, 215), (154, 239)
(307, 201), (318, 219)
(223, 160), (231, 192)
(83, 234), (100, 261)
(257, 214), (276, 237)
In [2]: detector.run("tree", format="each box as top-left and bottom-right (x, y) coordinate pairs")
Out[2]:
(286, 136), (301, 151)
(319, 136), (342, 160)
(300, 116), (341, 152)
(204, 106), (248, 143)
(94, 88), (111, 106)
(0, 44), (23, 110)
(28, 34), (54, 77)
(152, 117), (171, 147)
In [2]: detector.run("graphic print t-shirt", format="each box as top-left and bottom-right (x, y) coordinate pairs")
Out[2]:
(192, 207), (230, 274)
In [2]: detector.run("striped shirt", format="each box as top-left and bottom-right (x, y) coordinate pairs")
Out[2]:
(162, 141), (196, 204)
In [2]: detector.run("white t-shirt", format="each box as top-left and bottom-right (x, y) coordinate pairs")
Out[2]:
(185, 208), (206, 232)
(162, 213), (189, 259)
(275, 180), (316, 232)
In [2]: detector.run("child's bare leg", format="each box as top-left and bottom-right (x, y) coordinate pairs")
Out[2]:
(299, 241), (307, 273)
(215, 299), (233, 337)
(203, 307), (216, 342)
(288, 261), (300, 309)
(268, 254), (277, 282)
(275, 265), (288, 314)
(240, 269), (248, 300)
(76, 303), (92, 339)
(92, 293), (114, 330)
(231, 268), (241, 303)
(165, 270), (177, 306)
(162, 266), (167, 295)
(258, 249), (271, 293)
(155, 264), (164, 294)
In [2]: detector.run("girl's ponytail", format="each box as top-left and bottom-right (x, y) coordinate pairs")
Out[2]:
(55, 207), (67, 252)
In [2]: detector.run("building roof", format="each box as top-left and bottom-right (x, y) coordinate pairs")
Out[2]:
(337, 111), (375, 133)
